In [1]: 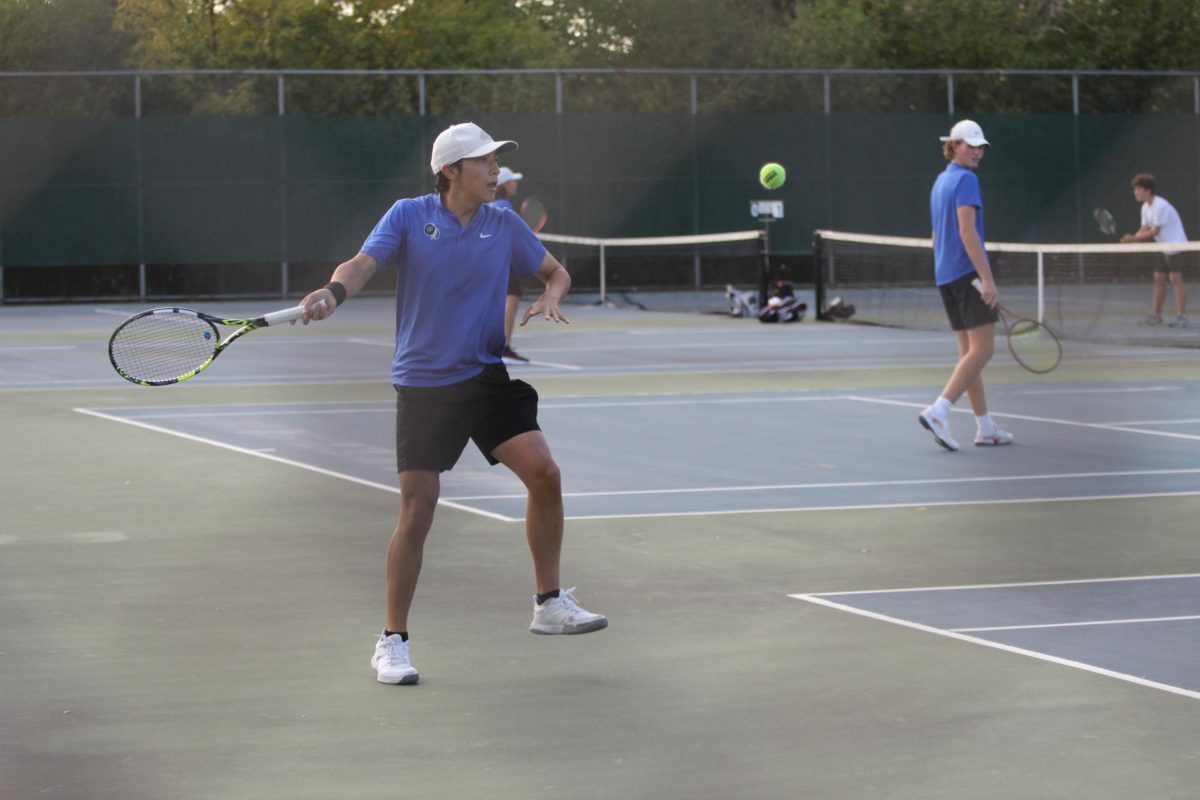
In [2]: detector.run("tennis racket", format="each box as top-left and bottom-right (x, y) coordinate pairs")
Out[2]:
(108, 305), (306, 386)
(972, 279), (1062, 374)
(519, 197), (548, 233)
(1094, 207), (1116, 236)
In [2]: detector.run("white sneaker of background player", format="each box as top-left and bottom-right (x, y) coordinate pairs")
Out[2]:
(918, 407), (959, 451)
(370, 632), (419, 685)
(529, 588), (608, 635)
(975, 426), (1014, 446)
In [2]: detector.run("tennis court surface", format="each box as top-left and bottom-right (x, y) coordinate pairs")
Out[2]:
(4, 298), (1200, 799)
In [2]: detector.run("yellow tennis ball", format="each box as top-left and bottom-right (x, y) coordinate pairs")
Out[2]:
(759, 162), (786, 190)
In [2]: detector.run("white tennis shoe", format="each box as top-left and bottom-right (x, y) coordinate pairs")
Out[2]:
(529, 587), (608, 635)
(975, 426), (1015, 446)
(371, 632), (419, 685)
(918, 408), (959, 451)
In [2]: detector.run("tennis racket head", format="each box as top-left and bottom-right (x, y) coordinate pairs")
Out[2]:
(107, 305), (303, 386)
(519, 197), (548, 232)
(1002, 312), (1063, 374)
(1093, 207), (1116, 235)
(108, 307), (221, 386)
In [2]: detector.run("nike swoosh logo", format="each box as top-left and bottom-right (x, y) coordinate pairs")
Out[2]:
(480, 233), (494, 239)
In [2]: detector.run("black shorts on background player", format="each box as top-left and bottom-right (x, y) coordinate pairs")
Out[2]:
(938, 271), (999, 331)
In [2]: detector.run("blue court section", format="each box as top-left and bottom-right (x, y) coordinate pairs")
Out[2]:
(79, 382), (1200, 521)
(792, 575), (1200, 699)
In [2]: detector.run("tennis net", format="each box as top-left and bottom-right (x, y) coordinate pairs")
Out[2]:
(813, 230), (1200, 346)
(538, 230), (766, 312)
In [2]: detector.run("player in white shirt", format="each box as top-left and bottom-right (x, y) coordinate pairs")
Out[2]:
(1121, 173), (1189, 327)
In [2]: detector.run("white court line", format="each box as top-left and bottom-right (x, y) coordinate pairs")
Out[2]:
(1101, 418), (1200, 426)
(788, 593), (1200, 701)
(502, 339), (946, 354)
(800, 572), (1200, 596)
(1017, 386), (1181, 395)
(558, 490), (1200, 521)
(521, 359), (583, 370)
(346, 338), (587, 369)
(72, 407), (515, 523)
(953, 614), (1200, 633)
(849, 395), (1200, 443)
(111, 394), (847, 421)
(445, 467), (1200, 501)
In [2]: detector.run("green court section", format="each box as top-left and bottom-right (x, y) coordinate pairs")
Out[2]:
(5, 303), (1200, 799)
(3, 112), (1199, 269)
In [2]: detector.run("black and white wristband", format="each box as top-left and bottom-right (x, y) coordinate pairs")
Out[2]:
(324, 281), (347, 306)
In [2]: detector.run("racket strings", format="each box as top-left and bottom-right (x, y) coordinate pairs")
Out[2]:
(110, 313), (218, 383)
(1008, 320), (1061, 373)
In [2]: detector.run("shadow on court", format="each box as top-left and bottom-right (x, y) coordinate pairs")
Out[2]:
(4, 299), (1200, 800)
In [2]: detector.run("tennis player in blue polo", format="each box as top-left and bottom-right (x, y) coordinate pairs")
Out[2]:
(918, 119), (1014, 452)
(300, 122), (606, 685)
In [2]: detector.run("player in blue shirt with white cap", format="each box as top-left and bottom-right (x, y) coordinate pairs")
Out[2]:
(300, 122), (607, 685)
(919, 119), (1014, 452)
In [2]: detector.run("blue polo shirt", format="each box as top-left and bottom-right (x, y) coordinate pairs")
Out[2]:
(361, 193), (547, 387)
(930, 162), (986, 286)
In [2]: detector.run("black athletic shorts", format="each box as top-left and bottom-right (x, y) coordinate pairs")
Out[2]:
(1158, 252), (1192, 274)
(394, 363), (540, 473)
(938, 270), (999, 331)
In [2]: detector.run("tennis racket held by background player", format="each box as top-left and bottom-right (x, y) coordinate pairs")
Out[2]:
(108, 305), (308, 386)
(519, 197), (548, 232)
(972, 279), (1062, 374)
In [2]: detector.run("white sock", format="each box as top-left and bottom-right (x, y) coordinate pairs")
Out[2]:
(976, 414), (996, 434)
(933, 397), (953, 417)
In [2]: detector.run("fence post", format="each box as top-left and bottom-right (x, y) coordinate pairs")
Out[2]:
(690, 73), (701, 289)
(135, 74), (146, 303)
(278, 73), (288, 298)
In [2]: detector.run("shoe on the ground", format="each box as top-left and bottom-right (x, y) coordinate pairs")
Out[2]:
(975, 426), (1015, 446)
(502, 345), (530, 363)
(529, 587), (608, 635)
(371, 632), (419, 685)
(1140, 313), (1164, 326)
(1168, 314), (1189, 328)
(918, 408), (959, 451)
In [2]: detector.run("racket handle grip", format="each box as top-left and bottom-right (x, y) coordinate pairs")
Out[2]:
(262, 306), (306, 326)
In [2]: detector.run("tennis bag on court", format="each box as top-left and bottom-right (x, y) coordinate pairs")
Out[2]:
(757, 280), (807, 323)
(725, 284), (760, 318)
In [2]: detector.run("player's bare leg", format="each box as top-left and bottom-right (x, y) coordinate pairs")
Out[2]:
(1169, 271), (1187, 316)
(492, 431), (562, 592)
(1153, 272), (1168, 316)
(492, 430), (607, 634)
(387, 469), (440, 632)
(942, 324), (994, 407)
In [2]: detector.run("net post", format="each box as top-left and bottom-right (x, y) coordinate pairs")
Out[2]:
(812, 230), (827, 321)
(598, 243), (606, 304)
(758, 219), (771, 309)
(1037, 250), (1045, 322)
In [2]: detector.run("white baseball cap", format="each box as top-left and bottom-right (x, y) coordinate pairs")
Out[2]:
(939, 119), (989, 147)
(430, 122), (518, 174)
(497, 166), (523, 184)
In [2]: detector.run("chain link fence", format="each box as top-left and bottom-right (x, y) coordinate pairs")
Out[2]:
(2, 68), (1198, 302)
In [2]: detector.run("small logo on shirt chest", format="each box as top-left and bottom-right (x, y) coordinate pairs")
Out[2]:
(423, 223), (440, 240)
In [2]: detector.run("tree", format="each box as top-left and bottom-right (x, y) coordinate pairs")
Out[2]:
(0, 0), (133, 114)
